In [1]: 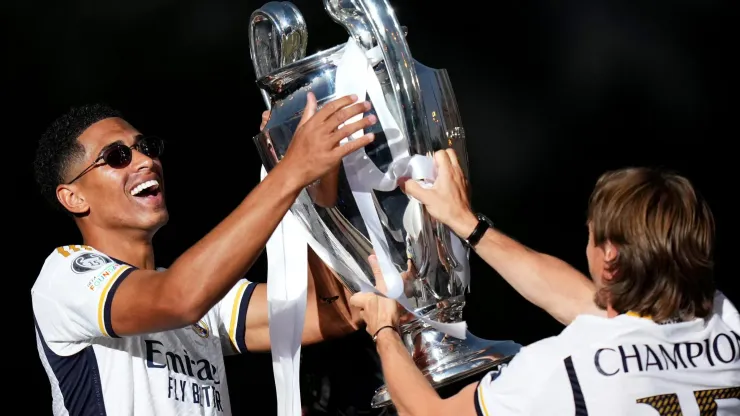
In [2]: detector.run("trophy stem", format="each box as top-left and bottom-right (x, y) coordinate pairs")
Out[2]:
(370, 300), (522, 408)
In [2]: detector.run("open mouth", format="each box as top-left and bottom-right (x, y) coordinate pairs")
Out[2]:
(130, 179), (162, 198)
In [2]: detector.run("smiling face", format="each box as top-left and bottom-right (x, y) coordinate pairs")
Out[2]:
(55, 117), (168, 235)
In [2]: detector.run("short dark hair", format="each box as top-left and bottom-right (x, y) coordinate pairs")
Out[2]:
(33, 104), (123, 213)
(587, 167), (715, 322)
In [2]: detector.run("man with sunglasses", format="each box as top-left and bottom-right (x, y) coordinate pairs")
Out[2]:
(31, 93), (376, 416)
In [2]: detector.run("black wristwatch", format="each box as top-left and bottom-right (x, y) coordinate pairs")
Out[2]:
(463, 213), (493, 249)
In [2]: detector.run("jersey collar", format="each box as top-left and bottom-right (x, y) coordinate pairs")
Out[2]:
(625, 311), (682, 325)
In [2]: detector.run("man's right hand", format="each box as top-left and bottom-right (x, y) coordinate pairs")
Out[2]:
(400, 149), (478, 239)
(350, 255), (402, 337)
(280, 92), (376, 189)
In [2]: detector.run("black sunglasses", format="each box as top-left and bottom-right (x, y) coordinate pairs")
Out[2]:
(66, 135), (165, 184)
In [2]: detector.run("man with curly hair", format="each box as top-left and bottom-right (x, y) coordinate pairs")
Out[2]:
(32, 94), (376, 416)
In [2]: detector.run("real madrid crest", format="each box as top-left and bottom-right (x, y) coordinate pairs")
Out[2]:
(191, 319), (210, 338)
(71, 252), (112, 274)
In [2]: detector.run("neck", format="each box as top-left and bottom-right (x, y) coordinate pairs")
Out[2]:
(606, 304), (619, 318)
(80, 225), (156, 270)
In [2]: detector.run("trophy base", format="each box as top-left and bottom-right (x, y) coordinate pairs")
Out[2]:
(370, 327), (522, 408)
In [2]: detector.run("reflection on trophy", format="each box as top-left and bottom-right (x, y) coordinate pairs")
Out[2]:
(249, 0), (521, 408)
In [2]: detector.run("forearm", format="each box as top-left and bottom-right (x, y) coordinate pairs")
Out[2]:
(450, 215), (599, 325)
(165, 164), (302, 321)
(242, 249), (361, 352)
(307, 166), (340, 207)
(375, 329), (446, 416)
(481, 230), (598, 324)
(302, 250), (362, 344)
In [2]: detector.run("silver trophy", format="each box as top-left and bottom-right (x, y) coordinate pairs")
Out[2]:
(249, 0), (521, 408)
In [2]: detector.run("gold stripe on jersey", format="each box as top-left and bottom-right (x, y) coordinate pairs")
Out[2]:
(56, 245), (94, 257)
(228, 281), (250, 351)
(477, 382), (490, 416)
(96, 265), (131, 337)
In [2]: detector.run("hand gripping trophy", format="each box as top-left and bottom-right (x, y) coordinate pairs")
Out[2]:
(249, 0), (521, 409)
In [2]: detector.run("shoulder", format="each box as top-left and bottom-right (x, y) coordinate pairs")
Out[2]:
(713, 290), (740, 331)
(529, 314), (615, 354)
(489, 329), (581, 384)
(713, 290), (737, 312)
(32, 245), (133, 300)
(502, 315), (627, 375)
(37, 245), (117, 273)
(480, 317), (622, 392)
(565, 312), (649, 339)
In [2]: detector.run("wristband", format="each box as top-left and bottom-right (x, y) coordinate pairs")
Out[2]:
(372, 325), (398, 343)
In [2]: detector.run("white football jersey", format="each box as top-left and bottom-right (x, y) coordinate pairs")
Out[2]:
(476, 291), (740, 416)
(32, 245), (257, 416)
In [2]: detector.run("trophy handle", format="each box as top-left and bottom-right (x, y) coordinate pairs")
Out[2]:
(324, 0), (471, 286)
(249, 1), (308, 109)
(323, 0), (431, 154)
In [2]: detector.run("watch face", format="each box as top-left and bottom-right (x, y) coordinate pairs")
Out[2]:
(478, 214), (493, 228)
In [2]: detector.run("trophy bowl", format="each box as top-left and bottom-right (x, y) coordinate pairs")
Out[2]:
(249, 0), (521, 408)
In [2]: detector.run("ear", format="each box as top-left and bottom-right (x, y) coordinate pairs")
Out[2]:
(56, 184), (90, 215)
(602, 241), (618, 281)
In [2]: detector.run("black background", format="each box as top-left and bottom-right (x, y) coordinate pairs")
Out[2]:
(5, 0), (737, 414)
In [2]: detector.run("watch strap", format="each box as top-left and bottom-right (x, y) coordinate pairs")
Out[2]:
(464, 213), (492, 248)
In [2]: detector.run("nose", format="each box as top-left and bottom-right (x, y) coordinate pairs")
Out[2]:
(130, 147), (155, 171)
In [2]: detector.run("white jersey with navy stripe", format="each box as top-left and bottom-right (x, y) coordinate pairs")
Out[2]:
(32, 245), (257, 416)
(475, 291), (740, 416)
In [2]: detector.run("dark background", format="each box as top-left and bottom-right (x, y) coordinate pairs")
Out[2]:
(5, 0), (737, 414)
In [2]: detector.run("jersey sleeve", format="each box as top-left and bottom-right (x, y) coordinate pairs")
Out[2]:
(31, 246), (135, 356)
(475, 352), (535, 415)
(214, 278), (258, 355)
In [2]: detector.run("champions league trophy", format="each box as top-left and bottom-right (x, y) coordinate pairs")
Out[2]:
(249, 0), (521, 408)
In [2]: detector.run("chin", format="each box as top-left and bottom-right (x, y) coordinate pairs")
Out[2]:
(152, 210), (170, 228)
(138, 210), (169, 234)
